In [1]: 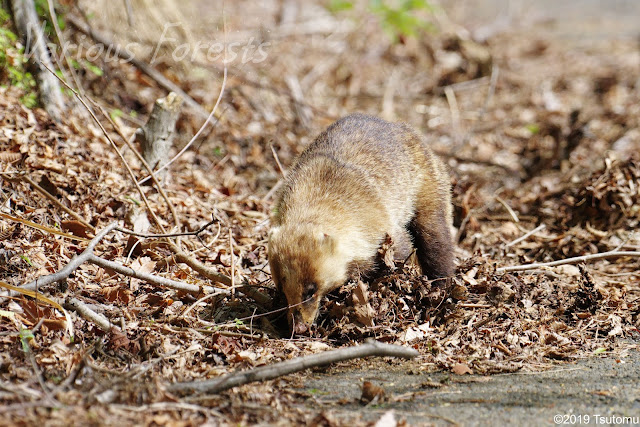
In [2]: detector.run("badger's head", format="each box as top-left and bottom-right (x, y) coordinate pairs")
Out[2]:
(268, 224), (349, 334)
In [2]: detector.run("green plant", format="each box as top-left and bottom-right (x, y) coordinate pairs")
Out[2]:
(328, 0), (434, 42)
(371, 0), (434, 40)
(20, 254), (34, 267)
(34, 0), (65, 37)
(0, 7), (39, 108)
(19, 328), (35, 352)
(328, 0), (355, 12)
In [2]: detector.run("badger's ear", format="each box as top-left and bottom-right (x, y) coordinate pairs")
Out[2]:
(315, 231), (336, 253)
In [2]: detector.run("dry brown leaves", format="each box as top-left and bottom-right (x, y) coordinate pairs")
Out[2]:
(1, 1), (640, 425)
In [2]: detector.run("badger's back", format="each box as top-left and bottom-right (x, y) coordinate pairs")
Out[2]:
(274, 113), (443, 233)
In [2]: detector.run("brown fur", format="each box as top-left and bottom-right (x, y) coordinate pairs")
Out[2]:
(269, 113), (453, 333)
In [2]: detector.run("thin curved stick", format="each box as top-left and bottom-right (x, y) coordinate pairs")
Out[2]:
(497, 250), (640, 273)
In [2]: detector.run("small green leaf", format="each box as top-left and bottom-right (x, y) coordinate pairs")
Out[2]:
(20, 93), (38, 108)
(125, 196), (141, 206)
(84, 61), (104, 76)
(20, 255), (33, 267)
(110, 108), (124, 121)
(328, 0), (354, 12)
(525, 123), (540, 134)
(19, 328), (35, 353)
(594, 347), (607, 355)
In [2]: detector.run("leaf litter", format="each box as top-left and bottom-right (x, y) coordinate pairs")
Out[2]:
(1, 2), (639, 425)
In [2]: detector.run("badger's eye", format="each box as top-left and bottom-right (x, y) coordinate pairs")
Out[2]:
(302, 282), (317, 302)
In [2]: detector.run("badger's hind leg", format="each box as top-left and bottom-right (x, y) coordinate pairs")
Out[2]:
(408, 199), (454, 280)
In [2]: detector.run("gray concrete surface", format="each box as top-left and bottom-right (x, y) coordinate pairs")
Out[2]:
(443, 0), (640, 42)
(300, 348), (640, 426)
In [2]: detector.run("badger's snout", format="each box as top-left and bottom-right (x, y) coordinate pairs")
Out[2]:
(290, 311), (310, 334)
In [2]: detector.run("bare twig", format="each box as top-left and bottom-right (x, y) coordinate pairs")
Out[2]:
(435, 76), (490, 94)
(434, 150), (512, 171)
(58, 346), (94, 390)
(270, 145), (286, 177)
(497, 250), (640, 273)
(112, 402), (223, 417)
(45, 0), (83, 96)
(88, 254), (227, 296)
(17, 222), (118, 294)
(64, 297), (118, 332)
(115, 217), (216, 239)
(0, 211), (89, 242)
(505, 224), (546, 248)
(180, 292), (222, 319)
(459, 303), (492, 309)
(23, 339), (59, 406)
(167, 243), (233, 287)
(229, 230), (235, 297)
(5, 223), (229, 301)
(495, 196), (519, 223)
(5, 174), (95, 232)
(169, 340), (419, 395)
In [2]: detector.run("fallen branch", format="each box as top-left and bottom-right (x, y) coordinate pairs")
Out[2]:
(18, 222), (118, 294)
(168, 340), (419, 395)
(64, 297), (118, 332)
(88, 254), (226, 296)
(5, 223), (230, 300)
(497, 250), (640, 273)
(168, 243), (233, 287)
